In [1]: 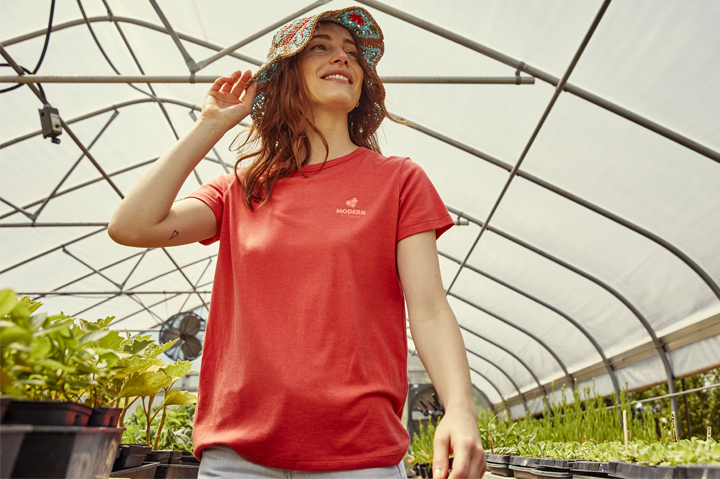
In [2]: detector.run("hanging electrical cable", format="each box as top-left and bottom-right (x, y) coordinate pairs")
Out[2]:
(0, 0), (55, 98)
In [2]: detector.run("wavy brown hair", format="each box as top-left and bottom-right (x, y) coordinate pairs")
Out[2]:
(233, 25), (397, 210)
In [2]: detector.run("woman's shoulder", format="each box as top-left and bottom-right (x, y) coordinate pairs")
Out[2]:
(355, 147), (411, 170)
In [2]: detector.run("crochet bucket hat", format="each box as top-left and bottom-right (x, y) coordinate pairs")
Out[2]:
(248, 6), (385, 124)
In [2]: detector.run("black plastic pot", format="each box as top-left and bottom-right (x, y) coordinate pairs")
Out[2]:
(3, 400), (92, 426)
(532, 469), (572, 478)
(148, 450), (183, 464)
(609, 461), (676, 479)
(153, 464), (200, 479)
(0, 395), (12, 421)
(110, 463), (158, 478)
(114, 444), (152, 471)
(180, 453), (200, 465)
(88, 406), (122, 427)
(0, 424), (32, 478)
(10, 425), (123, 478)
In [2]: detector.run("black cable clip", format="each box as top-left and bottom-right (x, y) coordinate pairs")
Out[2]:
(515, 61), (526, 85)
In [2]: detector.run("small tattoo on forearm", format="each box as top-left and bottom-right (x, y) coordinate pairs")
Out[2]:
(170, 230), (179, 240)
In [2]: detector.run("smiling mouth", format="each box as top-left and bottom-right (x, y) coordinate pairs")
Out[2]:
(322, 73), (352, 84)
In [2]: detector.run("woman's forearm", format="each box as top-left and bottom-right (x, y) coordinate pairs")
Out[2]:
(409, 306), (477, 415)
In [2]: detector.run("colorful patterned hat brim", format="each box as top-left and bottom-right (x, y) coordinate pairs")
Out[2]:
(248, 6), (384, 124)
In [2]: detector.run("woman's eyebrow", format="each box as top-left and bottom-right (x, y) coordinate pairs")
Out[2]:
(311, 33), (357, 46)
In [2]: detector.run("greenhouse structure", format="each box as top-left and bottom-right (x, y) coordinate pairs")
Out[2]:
(1, 0), (719, 478)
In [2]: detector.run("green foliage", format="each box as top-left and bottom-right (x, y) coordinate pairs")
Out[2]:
(0, 288), (199, 449)
(122, 403), (196, 454)
(408, 418), (438, 465)
(509, 438), (719, 466)
(629, 368), (720, 440)
(0, 291), (124, 405)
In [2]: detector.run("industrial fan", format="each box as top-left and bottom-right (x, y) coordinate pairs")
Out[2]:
(407, 383), (445, 439)
(160, 311), (205, 361)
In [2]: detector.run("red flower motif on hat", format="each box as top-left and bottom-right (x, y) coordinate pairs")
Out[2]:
(349, 13), (365, 25)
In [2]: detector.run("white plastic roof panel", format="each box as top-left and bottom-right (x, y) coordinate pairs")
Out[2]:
(1, 0), (719, 416)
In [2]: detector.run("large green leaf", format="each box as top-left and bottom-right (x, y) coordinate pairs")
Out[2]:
(78, 330), (109, 345)
(118, 371), (173, 398)
(1, 327), (31, 348)
(146, 339), (178, 358)
(35, 358), (75, 373)
(30, 340), (52, 359)
(0, 290), (18, 317)
(98, 331), (124, 351)
(162, 360), (193, 381)
(161, 389), (197, 407)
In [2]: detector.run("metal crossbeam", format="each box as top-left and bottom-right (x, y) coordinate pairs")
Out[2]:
(0, 75), (535, 85)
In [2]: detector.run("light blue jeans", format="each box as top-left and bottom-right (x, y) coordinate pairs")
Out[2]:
(198, 445), (407, 478)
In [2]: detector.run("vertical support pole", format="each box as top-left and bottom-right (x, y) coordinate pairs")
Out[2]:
(682, 378), (691, 440)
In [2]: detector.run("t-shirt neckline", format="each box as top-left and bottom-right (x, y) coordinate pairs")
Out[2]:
(295, 147), (365, 174)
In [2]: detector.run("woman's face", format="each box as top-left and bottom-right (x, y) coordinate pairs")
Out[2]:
(298, 22), (364, 114)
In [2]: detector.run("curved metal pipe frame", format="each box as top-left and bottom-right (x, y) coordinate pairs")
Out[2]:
(438, 249), (621, 399)
(465, 349), (529, 413)
(447, 206), (679, 418)
(449, 291), (572, 384)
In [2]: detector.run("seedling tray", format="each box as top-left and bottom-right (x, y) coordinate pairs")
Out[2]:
(487, 453), (512, 464)
(511, 456), (535, 468)
(677, 464), (720, 478)
(110, 463), (158, 478)
(572, 461), (609, 476)
(609, 461), (676, 479)
(510, 465), (540, 479)
(534, 458), (577, 471)
(488, 462), (515, 477)
(532, 469), (573, 478)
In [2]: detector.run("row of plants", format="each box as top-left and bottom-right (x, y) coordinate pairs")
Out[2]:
(408, 380), (719, 477)
(0, 289), (199, 478)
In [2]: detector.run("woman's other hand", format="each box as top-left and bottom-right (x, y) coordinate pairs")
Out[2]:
(200, 69), (257, 132)
(432, 408), (486, 479)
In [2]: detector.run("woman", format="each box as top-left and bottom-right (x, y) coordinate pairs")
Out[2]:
(109, 7), (485, 479)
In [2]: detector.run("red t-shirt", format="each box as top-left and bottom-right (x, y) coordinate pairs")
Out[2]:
(187, 147), (453, 471)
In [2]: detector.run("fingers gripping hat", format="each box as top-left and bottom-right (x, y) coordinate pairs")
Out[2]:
(248, 6), (385, 124)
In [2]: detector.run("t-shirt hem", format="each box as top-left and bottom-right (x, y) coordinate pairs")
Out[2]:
(238, 449), (407, 471)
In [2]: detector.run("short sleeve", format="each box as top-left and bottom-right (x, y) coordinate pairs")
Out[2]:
(186, 173), (235, 245)
(397, 159), (454, 242)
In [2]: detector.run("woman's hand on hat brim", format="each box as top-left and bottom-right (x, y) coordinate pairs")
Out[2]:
(200, 69), (257, 131)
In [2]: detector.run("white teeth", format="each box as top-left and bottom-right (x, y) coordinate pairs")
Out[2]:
(323, 74), (350, 82)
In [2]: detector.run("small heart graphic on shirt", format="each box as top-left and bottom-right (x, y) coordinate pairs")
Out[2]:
(346, 197), (358, 207)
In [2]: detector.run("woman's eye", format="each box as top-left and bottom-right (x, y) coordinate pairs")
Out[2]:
(347, 50), (358, 57)
(311, 44), (326, 50)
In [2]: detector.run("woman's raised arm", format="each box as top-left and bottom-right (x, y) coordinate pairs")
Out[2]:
(108, 70), (256, 248)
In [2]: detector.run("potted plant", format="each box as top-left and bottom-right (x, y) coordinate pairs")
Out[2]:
(0, 289), (125, 479)
(116, 354), (198, 478)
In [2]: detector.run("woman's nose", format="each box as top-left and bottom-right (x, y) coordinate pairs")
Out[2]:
(330, 46), (349, 64)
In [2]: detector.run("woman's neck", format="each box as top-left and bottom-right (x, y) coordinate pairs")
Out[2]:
(305, 110), (357, 165)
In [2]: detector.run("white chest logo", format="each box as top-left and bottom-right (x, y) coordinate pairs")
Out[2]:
(337, 197), (366, 216)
